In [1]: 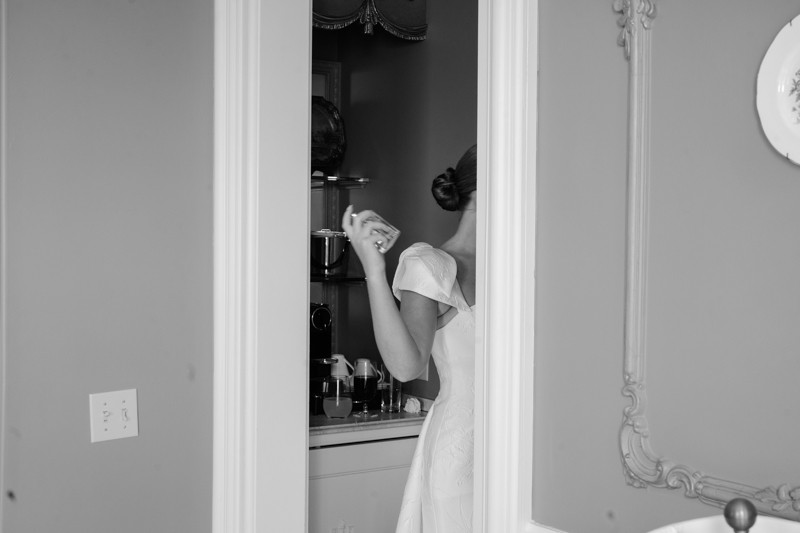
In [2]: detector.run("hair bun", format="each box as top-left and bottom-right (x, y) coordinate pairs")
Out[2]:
(431, 167), (460, 211)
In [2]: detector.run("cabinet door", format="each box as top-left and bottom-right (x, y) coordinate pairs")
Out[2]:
(309, 437), (417, 533)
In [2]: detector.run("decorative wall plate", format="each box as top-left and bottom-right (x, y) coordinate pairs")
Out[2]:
(757, 14), (800, 165)
(311, 96), (346, 170)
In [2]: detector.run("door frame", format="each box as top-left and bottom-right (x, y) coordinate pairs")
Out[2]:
(212, 0), (551, 532)
(474, 0), (547, 532)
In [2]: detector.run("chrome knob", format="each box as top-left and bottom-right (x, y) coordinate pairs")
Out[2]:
(724, 498), (757, 533)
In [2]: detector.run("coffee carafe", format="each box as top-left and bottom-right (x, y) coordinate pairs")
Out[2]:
(310, 303), (332, 360)
(351, 359), (384, 418)
(330, 354), (354, 378)
(309, 303), (334, 415)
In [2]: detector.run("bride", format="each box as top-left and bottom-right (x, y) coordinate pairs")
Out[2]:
(342, 144), (477, 533)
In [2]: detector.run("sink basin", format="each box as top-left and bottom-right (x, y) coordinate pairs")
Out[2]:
(648, 515), (800, 533)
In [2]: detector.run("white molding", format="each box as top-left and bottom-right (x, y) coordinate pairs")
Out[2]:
(214, 0), (559, 531)
(476, 0), (559, 532)
(309, 421), (422, 448)
(0, 0), (7, 528)
(213, 2), (310, 532)
(616, 0), (800, 520)
(212, 0), (262, 531)
(613, 0), (658, 60)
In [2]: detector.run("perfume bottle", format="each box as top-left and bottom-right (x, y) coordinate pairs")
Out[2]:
(351, 212), (400, 254)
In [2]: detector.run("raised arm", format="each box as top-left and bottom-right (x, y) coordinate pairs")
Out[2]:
(342, 206), (436, 381)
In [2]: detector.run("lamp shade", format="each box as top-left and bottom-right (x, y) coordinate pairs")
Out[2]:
(313, 0), (427, 41)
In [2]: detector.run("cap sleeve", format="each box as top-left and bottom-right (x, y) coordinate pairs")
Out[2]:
(391, 243), (469, 311)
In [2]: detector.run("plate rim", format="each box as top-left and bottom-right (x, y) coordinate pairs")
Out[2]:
(757, 14), (800, 165)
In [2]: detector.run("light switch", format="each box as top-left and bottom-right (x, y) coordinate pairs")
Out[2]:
(89, 389), (139, 443)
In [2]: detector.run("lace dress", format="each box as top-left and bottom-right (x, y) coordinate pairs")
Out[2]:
(392, 243), (475, 533)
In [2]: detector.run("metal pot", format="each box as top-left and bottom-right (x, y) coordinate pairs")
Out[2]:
(310, 229), (349, 277)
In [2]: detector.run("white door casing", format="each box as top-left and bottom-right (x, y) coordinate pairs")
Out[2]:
(212, 1), (311, 532)
(0, 0), (7, 529)
(475, 0), (555, 532)
(211, 0), (552, 532)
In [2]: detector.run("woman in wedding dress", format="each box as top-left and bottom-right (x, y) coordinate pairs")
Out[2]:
(341, 144), (477, 533)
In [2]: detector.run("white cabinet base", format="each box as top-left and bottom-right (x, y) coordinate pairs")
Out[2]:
(309, 437), (418, 533)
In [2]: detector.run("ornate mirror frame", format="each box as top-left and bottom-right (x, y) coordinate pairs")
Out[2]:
(615, 0), (800, 520)
(311, 59), (341, 109)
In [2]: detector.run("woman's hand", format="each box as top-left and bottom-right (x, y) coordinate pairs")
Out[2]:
(341, 205), (392, 278)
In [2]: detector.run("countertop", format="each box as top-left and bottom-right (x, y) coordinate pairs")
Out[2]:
(309, 396), (433, 448)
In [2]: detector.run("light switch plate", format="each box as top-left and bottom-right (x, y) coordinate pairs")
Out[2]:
(89, 389), (139, 443)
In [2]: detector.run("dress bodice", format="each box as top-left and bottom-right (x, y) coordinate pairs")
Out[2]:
(392, 243), (475, 533)
(392, 242), (475, 399)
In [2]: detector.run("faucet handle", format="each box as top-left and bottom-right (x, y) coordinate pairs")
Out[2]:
(724, 498), (757, 533)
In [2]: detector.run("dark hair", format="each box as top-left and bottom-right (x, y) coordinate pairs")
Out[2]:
(431, 144), (477, 212)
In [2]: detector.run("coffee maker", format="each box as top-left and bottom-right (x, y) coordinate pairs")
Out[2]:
(309, 303), (334, 415)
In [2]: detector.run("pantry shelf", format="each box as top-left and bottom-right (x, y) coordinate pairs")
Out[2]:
(311, 173), (369, 190)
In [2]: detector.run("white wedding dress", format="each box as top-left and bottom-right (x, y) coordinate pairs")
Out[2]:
(392, 243), (475, 533)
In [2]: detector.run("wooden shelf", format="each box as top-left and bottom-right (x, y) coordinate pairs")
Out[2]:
(311, 173), (369, 190)
(310, 275), (366, 284)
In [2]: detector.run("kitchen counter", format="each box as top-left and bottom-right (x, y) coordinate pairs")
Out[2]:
(309, 434), (419, 532)
(308, 398), (432, 530)
(309, 396), (433, 448)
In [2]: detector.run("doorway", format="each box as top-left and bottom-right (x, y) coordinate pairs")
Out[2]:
(211, 1), (541, 532)
(307, 6), (479, 530)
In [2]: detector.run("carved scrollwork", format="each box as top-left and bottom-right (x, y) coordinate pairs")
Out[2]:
(358, 1), (379, 35)
(621, 378), (800, 519)
(616, 0), (800, 521)
(313, 0), (427, 41)
(613, 0), (657, 59)
(621, 384), (699, 497)
(638, 0), (658, 29)
(754, 485), (800, 514)
(664, 466), (701, 497)
(613, 0), (634, 59)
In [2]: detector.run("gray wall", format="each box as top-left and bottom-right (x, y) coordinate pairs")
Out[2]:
(2, 1), (213, 532)
(312, 0), (478, 400)
(534, 1), (800, 532)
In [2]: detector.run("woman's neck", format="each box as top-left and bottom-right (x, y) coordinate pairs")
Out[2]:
(442, 206), (477, 306)
(442, 206), (477, 257)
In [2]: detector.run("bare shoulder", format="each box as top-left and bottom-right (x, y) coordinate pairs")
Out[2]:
(439, 245), (476, 306)
(439, 246), (475, 278)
